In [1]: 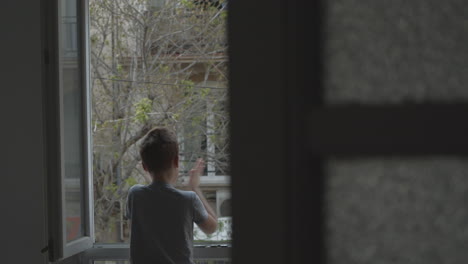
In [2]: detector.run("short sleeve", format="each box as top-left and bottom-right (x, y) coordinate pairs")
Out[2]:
(126, 185), (136, 220)
(192, 192), (209, 224)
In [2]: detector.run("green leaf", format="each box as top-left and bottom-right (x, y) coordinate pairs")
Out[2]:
(125, 177), (138, 187)
(105, 183), (118, 193)
(134, 98), (152, 123)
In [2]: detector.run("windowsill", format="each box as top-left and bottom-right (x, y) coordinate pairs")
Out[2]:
(92, 243), (232, 248)
(84, 243), (231, 262)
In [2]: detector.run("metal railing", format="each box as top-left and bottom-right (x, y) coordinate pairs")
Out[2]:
(82, 244), (231, 264)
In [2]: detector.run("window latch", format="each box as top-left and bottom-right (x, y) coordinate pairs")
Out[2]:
(41, 245), (48, 253)
(42, 239), (55, 261)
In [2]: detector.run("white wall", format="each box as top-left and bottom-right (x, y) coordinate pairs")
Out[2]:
(0, 1), (48, 263)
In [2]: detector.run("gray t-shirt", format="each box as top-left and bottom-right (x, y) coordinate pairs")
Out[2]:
(126, 181), (209, 264)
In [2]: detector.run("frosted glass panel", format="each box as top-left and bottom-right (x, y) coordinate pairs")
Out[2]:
(324, 0), (468, 104)
(325, 158), (468, 263)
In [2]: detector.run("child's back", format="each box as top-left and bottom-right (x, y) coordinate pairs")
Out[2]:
(127, 181), (208, 264)
(126, 127), (217, 264)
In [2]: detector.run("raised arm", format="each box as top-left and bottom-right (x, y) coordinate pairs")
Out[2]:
(189, 158), (218, 234)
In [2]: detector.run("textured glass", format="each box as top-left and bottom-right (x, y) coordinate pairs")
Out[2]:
(61, 0), (85, 242)
(324, 0), (468, 104)
(325, 157), (468, 264)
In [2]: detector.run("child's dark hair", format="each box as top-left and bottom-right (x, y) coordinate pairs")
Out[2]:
(139, 127), (179, 175)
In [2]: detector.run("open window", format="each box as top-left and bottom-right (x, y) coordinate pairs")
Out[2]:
(45, 0), (93, 261)
(46, 0), (230, 262)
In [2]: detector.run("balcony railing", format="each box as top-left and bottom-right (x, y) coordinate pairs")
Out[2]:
(82, 244), (231, 264)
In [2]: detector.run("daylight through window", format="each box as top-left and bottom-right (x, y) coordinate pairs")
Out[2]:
(89, 0), (230, 245)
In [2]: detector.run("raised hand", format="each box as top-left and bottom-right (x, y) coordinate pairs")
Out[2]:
(188, 158), (205, 190)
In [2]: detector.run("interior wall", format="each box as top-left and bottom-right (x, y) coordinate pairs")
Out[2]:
(0, 1), (48, 263)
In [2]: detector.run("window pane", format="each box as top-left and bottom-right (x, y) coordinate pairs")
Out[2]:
(325, 157), (468, 263)
(324, 1), (468, 104)
(61, 0), (85, 242)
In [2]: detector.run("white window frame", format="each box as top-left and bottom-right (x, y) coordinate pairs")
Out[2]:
(45, 0), (94, 261)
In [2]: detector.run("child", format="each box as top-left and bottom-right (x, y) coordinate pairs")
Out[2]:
(126, 127), (218, 264)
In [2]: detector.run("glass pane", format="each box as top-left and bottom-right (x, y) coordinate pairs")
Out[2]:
(325, 157), (468, 263)
(61, 0), (85, 242)
(90, 0), (231, 245)
(324, 1), (468, 104)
